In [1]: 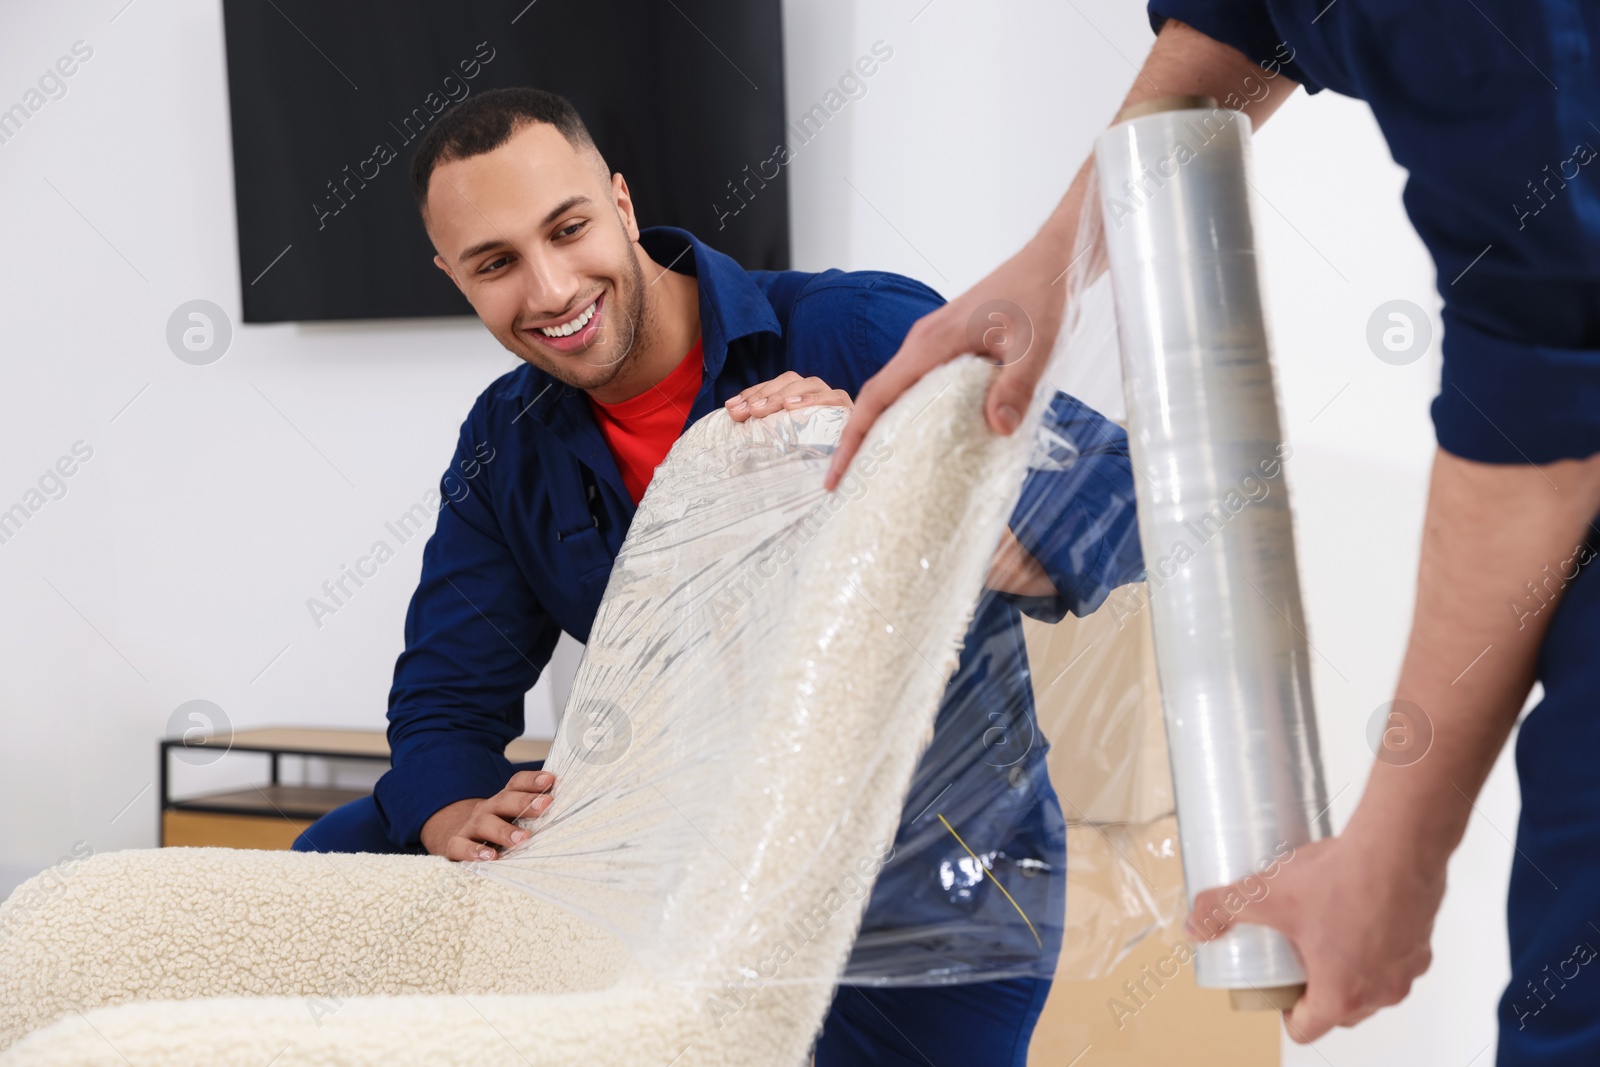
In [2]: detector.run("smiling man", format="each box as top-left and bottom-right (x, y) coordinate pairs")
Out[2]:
(293, 87), (1143, 1065)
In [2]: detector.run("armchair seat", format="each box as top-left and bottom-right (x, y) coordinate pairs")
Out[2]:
(0, 358), (1028, 1066)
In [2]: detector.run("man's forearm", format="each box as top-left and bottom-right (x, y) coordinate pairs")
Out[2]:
(826, 16), (1306, 482)
(1034, 18), (1302, 261)
(1345, 448), (1600, 866)
(987, 528), (1057, 597)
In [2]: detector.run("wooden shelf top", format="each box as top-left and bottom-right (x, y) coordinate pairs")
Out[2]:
(168, 727), (551, 764)
(168, 784), (371, 820)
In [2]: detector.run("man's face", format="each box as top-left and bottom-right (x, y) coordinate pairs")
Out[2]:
(426, 121), (649, 391)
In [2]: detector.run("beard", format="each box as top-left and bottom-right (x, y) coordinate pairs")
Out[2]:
(522, 248), (652, 394)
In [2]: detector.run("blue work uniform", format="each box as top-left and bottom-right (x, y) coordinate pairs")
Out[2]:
(295, 226), (1144, 1064)
(1145, 2), (1600, 1061)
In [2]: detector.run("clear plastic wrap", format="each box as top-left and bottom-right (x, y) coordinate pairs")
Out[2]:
(1093, 100), (1332, 999)
(473, 330), (1186, 990)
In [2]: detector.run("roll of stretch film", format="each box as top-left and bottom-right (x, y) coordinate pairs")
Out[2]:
(1092, 98), (1332, 1004)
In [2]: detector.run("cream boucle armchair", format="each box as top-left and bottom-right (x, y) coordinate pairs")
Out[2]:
(0, 359), (1028, 1066)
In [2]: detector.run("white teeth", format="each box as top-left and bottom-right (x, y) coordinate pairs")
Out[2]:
(539, 300), (597, 338)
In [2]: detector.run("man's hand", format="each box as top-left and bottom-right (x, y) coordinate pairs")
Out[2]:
(725, 371), (852, 423)
(823, 19), (1302, 492)
(824, 228), (1076, 492)
(419, 770), (557, 862)
(1186, 448), (1600, 1042)
(1185, 831), (1444, 1042)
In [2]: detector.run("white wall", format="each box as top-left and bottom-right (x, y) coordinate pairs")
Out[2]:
(0, 1), (1513, 1062)
(0, 1), (573, 881)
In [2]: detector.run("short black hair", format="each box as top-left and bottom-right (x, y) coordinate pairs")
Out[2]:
(409, 87), (602, 220)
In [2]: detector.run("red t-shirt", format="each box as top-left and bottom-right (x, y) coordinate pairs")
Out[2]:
(587, 338), (705, 504)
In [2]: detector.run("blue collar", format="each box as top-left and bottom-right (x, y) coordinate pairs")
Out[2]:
(510, 225), (782, 419)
